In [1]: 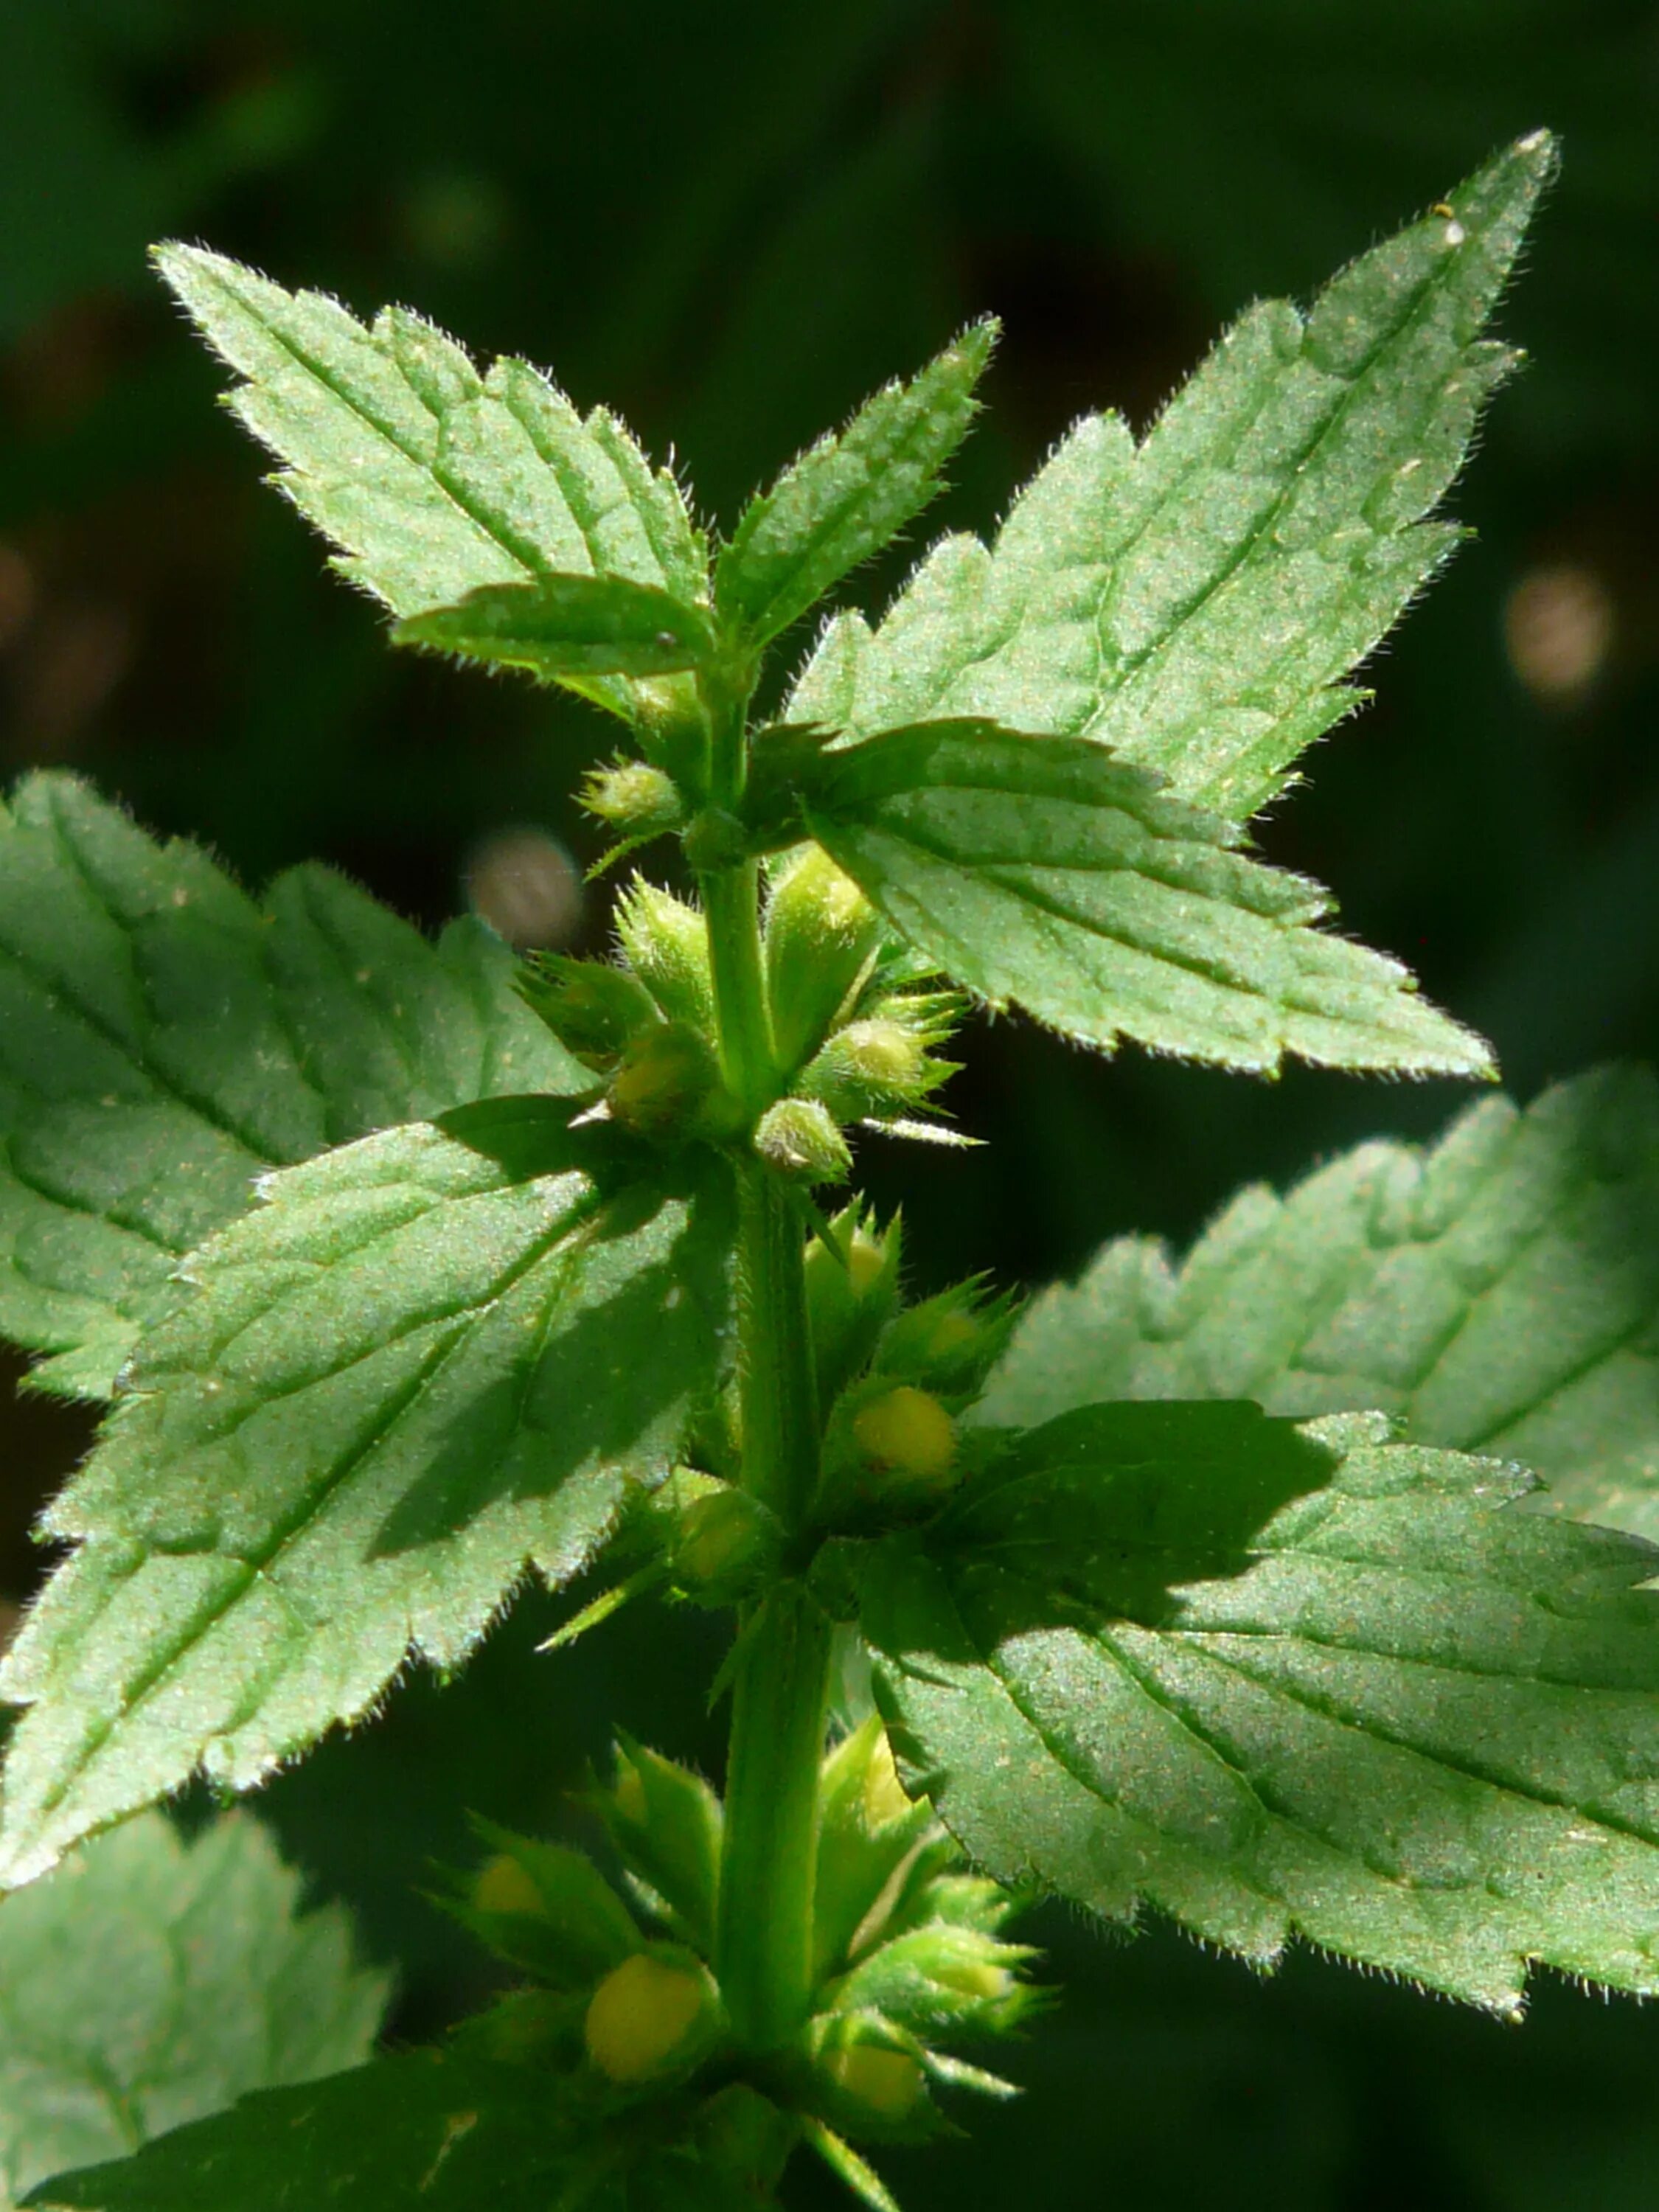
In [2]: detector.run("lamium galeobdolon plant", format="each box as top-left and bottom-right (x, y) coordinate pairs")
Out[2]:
(5, 125), (1659, 2211)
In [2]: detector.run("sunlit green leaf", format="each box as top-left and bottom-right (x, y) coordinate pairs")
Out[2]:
(848, 1400), (1659, 2014)
(0, 773), (580, 1402)
(0, 1810), (385, 2208)
(0, 1102), (732, 1887)
(787, 133), (1554, 821)
(717, 321), (996, 650)
(801, 720), (1492, 1076)
(979, 1065), (1659, 1539)
(153, 244), (707, 722)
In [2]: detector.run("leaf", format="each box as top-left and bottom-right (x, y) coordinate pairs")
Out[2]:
(0, 1101), (733, 1888)
(977, 1065), (1659, 1540)
(846, 1399), (1659, 2014)
(716, 320), (997, 649)
(0, 772), (581, 1402)
(0, 1809), (385, 2208)
(786, 133), (1554, 821)
(152, 243), (707, 723)
(393, 574), (717, 680)
(26, 2045), (779, 2212)
(800, 720), (1491, 1077)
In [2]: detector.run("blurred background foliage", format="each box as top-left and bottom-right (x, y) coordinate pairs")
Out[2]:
(1, 1), (1657, 2204)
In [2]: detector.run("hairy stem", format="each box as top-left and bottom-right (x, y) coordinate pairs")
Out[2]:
(703, 681), (831, 2048)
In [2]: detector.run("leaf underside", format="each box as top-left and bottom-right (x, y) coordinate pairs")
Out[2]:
(0, 1113), (731, 1888)
(787, 133), (1555, 822)
(152, 243), (707, 723)
(978, 1065), (1659, 1540)
(804, 721), (1491, 1076)
(0, 1810), (384, 2208)
(0, 772), (583, 1401)
(850, 1401), (1659, 2015)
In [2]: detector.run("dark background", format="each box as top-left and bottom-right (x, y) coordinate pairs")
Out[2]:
(2, 2), (1658, 2205)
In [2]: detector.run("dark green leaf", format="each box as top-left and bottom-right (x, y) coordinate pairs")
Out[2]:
(787, 135), (1554, 821)
(0, 1811), (385, 2208)
(802, 720), (1491, 1076)
(717, 321), (996, 648)
(0, 773), (582, 1402)
(27, 2048), (782, 2211)
(393, 574), (716, 679)
(978, 1065), (1659, 1540)
(0, 1107), (733, 1885)
(849, 1400), (1659, 2014)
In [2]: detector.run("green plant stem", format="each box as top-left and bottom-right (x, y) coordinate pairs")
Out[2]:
(703, 716), (832, 2045)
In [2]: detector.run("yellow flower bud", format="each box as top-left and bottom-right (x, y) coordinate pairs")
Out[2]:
(826, 2045), (925, 2121)
(472, 1853), (545, 1920)
(584, 1953), (713, 2084)
(861, 1732), (913, 1829)
(852, 1385), (956, 1492)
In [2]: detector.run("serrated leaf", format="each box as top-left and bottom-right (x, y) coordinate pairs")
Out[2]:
(978, 1065), (1659, 1540)
(800, 720), (1491, 1076)
(0, 1102), (732, 1887)
(0, 1810), (385, 2208)
(152, 244), (707, 723)
(27, 2045), (776, 2212)
(787, 133), (1554, 821)
(393, 574), (717, 680)
(0, 774), (582, 1402)
(717, 320), (996, 649)
(848, 1399), (1659, 2014)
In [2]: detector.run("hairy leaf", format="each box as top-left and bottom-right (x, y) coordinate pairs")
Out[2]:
(0, 1102), (732, 1886)
(0, 1810), (384, 2208)
(0, 773), (579, 1402)
(979, 1065), (1659, 1539)
(393, 574), (716, 680)
(787, 133), (1554, 821)
(801, 720), (1491, 1076)
(717, 320), (996, 649)
(153, 244), (707, 723)
(848, 1401), (1659, 2014)
(27, 2046), (779, 2211)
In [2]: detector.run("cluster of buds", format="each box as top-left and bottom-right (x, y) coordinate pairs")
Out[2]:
(437, 1718), (1036, 2183)
(800, 1207), (1020, 1531)
(801, 1719), (1040, 2145)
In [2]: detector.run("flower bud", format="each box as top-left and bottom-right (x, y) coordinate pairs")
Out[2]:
(614, 877), (716, 1031)
(585, 1952), (719, 2084)
(819, 2039), (925, 2125)
(579, 759), (684, 838)
(764, 847), (883, 1072)
(874, 1282), (1019, 1399)
(672, 1486), (780, 1605)
(753, 1096), (853, 1184)
(852, 1385), (956, 1497)
(516, 953), (660, 1071)
(452, 1824), (641, 1988)
(804, 1206), (902, 1405)
(595, 1736), (724, 1954)
(608, 1022), (733, 1142)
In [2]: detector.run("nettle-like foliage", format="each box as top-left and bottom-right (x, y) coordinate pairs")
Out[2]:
(7, 127), (1659, 2211)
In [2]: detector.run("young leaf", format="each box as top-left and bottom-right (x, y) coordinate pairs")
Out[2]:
(153, 245), (707, 723)
(977, 1065), (1659, 1540)
(27, 2045), (779, 2211)
(0, 774), (582, 1403)
(846, 1400), (1659, 2015)
(0, 1810), (385, 2207)
(800, 720), (1491, 1077)
(787, 133), (1555, 821)
(716, 320), (997, 650)
(0, 1105), (732, 1888)
(393, 574), (716, 681)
